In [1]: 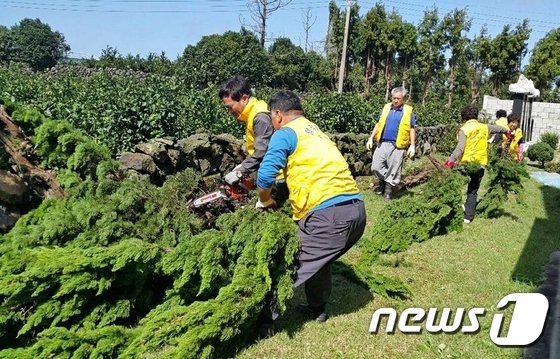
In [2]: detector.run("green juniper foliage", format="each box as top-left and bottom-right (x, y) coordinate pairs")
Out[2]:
(0, 160), (299, 358)
(356, 169), (466, 298)
(0, 102), (413, 358)
(10, 106), (46, 136)
(367, 170), (465, 253)
(477, 151), (529, 218)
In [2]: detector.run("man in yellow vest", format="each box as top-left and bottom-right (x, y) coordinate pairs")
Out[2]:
(366, 87), (416, 200)
(219, 75), (273, 184)
(503, 113), (524, 161)
(256, 90), (366, 331)
(444, 105), (513, 224)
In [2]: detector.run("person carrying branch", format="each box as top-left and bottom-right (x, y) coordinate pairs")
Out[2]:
(255, 90), (366, 332)
(366, 87), (416, 201)
(444, 105), (513, 224)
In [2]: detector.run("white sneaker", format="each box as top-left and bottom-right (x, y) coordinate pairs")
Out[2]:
(463, 218), (471, 224)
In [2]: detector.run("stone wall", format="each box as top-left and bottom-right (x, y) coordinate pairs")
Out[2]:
(483, 95), (560, 147)
(120, 125), (454, 181)
(0, 125), (454, 232)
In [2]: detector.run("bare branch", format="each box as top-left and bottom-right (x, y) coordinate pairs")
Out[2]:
(300, 7), (317, 53)
(246, 0), (294, 47)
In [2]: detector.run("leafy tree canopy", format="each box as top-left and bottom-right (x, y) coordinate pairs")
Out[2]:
(10, 18), (70, 71)
(177, 28), (270, 88)
(525, 28), (560, 92)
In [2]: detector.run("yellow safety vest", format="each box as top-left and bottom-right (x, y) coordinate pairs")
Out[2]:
(237, 97), (269, 155)
(503, 129), (523, 160)
(495, 117), (508, 129)
(283, 117), (359, 221)
(460, 119), (489, 166)
(374, 103), (413, 149)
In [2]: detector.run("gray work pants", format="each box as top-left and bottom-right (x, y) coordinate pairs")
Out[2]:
(294, 199), (367, 309)
(371, 142), (406, 187)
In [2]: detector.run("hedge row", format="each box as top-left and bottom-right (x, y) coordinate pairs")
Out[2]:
(1, 66), (463, 155)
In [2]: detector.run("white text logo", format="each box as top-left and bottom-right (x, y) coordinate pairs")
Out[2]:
(368, 293), (548, 346)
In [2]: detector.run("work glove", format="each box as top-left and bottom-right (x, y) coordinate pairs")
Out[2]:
(366, 137), (374, 151)
(224, 165), (243, 185)
(505, 130), (515, 141)
(256, 198), (277, 209)
(407, 145), (416, 159)
(444, 159), (455, 168)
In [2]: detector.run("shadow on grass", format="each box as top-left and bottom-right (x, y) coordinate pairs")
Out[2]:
(483, 208), (520, 221)
(512, 185), (560, 284)
(274, 261), (374, 339)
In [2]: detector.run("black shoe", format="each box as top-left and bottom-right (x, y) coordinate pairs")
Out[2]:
(375, 180), (386, 195)
(384, 184), (393, 201)
(257, 322), (275, 339)
(296, 303), (328, 323)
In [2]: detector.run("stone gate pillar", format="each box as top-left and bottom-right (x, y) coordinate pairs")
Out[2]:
(509, 75), (540, 142)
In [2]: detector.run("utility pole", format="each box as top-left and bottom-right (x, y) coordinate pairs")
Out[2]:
(337, 0), (352, 93)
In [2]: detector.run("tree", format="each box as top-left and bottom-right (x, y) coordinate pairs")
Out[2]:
(527, 142), (554, 168)
(381, 12), (407, 99)
(268, 38), (330, 91)
(246, 0), (293, 47)
(525, 28), (560, 94)
(268, 37), (309, 90)
(325, 0), (359, 91)
(0, 25), (11, 64)
(300, 7), (317, 53)
(469, 27), (492, 104)
(304, 51), (332, 91)
(486, 20), (531, 96)
(10, 18), (70, 71)
(355, 4), (387, 96)
(177, 29), (270, 88)
(415, 9), (446, 105)
(395, 20), (417, 97)
(441, 9), (471, 107)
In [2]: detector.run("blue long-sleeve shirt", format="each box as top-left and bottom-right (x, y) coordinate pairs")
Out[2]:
(257, 127), (296, 189)
(257, 124), (362, 213)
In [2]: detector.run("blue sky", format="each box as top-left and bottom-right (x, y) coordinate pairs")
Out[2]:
(0, 0), (559, 63)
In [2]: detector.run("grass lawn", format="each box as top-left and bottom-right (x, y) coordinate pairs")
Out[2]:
(235, 168), (560, 359)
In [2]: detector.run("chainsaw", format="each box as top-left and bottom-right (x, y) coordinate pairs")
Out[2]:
(190, 177), (255, 208)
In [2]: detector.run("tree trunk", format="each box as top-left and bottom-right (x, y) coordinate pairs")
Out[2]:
(447, 65), (455, 108)
(364, 48), (373, 97)
(384, 51), (393, 100)
(422, 76), (431, 106)
(259, 2), (268, 47)
(0, 106), (64, 199)
(471, 65), (482, 104)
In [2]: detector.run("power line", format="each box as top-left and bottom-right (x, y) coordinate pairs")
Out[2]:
(358, 0), (557, 35)
(0, 0), (333, 13)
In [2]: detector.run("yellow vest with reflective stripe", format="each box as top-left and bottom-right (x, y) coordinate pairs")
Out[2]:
(460, 120), (489, 166)
(284, 117), (359, 221)
(238, 97), (269, 155)
(374, 103), (413, 149)
(503, 129), (523, 160)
